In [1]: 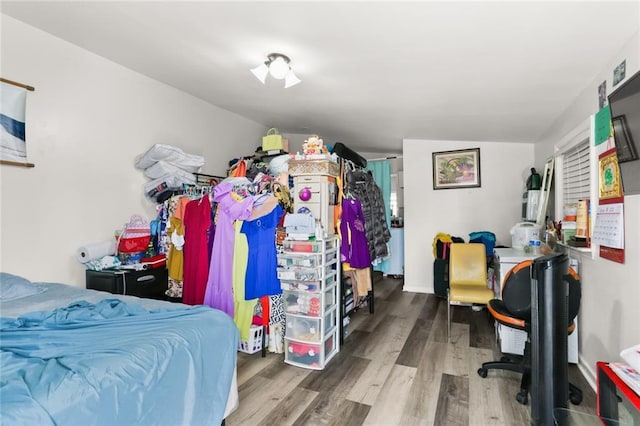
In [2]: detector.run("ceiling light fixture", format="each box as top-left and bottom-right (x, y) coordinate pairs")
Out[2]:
(251, 53), (301, 88)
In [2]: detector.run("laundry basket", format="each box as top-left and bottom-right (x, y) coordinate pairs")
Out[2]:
(238, 325), (266, 354)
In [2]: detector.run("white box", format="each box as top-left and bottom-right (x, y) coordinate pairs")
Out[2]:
(498, 323), (527, 355)
(498, 323), (578, 363)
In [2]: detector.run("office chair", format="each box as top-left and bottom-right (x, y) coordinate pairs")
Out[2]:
(477, 260), (582, 405)
(447, 243), (494, 339)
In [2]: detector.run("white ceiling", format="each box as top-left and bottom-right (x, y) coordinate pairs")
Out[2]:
(2, 1), (639, 153)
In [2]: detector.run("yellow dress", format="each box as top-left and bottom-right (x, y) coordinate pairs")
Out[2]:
(233, 220), (256, 341)
(166, 216), (184, 282)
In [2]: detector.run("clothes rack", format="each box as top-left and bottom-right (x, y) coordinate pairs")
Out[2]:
(193, 172), (225, 186)
(330, 142), (376, 345)
(330, 142), (367, 169)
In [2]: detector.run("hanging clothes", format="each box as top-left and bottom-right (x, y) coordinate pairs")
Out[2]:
(241, 203), (284, 300)
(339, 197), (373, 301)
(182, 195), (212, 305)
(366, 160), (392, 273)
(165, 196), (189, 298)
(345, 170), (391, 262)
(340, 198), (371, 269)
(268, 293), (286, 353)
(203, 182), (254, 317)
(343, 267), (372, 302)
(166, 215), (185, 281)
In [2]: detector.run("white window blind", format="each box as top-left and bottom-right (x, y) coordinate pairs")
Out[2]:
(562, 139), (591, 207)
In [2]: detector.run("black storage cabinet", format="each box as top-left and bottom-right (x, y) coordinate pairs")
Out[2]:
(86, 268), (169, 301)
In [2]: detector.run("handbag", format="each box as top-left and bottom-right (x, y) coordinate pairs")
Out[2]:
(118, 214), (151, 254)
(262, 128), (283, 151)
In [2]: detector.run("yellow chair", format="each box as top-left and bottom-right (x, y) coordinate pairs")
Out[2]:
(447, 243), (493, 339)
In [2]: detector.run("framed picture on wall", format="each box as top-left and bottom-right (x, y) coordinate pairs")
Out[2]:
(432, 148), (481, 190)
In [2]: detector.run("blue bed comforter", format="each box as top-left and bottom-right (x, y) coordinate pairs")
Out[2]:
(1, 298), (238, 426)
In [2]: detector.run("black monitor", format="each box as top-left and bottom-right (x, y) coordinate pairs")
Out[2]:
(608, 69), (640, 195)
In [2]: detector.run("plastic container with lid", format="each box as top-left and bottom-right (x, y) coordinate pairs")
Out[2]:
(510, 222), (543, 249)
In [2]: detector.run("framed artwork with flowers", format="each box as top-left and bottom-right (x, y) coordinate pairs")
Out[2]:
(432, 148), (481, 190)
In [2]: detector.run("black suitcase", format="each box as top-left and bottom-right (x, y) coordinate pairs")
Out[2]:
(433, 258), (448, 298)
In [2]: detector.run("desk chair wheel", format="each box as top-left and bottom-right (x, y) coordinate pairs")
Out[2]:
(477, 367), (488, 378)
(569, 383), (583, 405)
(516, 390), (528, 405)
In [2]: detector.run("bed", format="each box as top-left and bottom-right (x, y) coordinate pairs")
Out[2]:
(0, 272), (239, 426)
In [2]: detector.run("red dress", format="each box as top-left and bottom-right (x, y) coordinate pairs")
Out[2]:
(182, 196), (211, 305)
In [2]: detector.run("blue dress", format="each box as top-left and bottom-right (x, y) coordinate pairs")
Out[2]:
(241, 204), (284, 300)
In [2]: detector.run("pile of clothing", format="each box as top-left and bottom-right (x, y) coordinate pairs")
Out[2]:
(135, 144), (205, 203)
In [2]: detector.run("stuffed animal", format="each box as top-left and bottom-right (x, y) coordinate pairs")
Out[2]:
(302, 135), (324, 155)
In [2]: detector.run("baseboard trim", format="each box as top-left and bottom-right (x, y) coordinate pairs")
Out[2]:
(577, 357), (597, 391)
(402, 285), (429, 294)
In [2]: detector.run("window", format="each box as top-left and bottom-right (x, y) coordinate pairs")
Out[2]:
(390, 173), (398, 217)
(554, 119), (595, 256)
(561, 139), (591, 207)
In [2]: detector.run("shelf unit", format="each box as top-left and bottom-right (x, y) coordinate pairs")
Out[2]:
(339, 266), (375, 345)
(278, 237), (340, 370)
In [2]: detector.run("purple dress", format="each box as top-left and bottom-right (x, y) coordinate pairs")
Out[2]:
(203, 182), (253, 317)
(241, 204), (284, 300)
(340, 198), (371, 268)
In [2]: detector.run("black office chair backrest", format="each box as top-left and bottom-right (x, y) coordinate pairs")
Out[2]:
(565, 267), (581, 325)
(502, 260), (534, 320)
(501, 260), (581, 325)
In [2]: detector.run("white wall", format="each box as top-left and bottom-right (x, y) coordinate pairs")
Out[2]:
(534, 29), (640, 382)
(0, 16), (265, 286)
(403, 139), (534, 293)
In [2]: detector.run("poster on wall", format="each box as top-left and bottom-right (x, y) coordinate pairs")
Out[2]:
(1, 78), (35, 167)
(596, 141), (625, 264)
(598, 148), (623, 202)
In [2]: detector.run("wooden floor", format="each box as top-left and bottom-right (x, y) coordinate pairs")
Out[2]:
(226, 275), (596, 426)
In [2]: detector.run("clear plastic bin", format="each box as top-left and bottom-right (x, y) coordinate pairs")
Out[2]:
(285, 309), (336, 342)
(282, 287), (336, 316)
(282, 238), (337, 253)
(277, 252), (325, 268)
(284, 331), (337, 370)
(277, 262), (335, 281)
(279, 272), (336, 292)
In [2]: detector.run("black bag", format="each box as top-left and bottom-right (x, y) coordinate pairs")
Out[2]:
(432, 234), (463, 298)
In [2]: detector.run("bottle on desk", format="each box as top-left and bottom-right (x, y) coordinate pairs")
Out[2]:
(529, 239), (541, 255)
